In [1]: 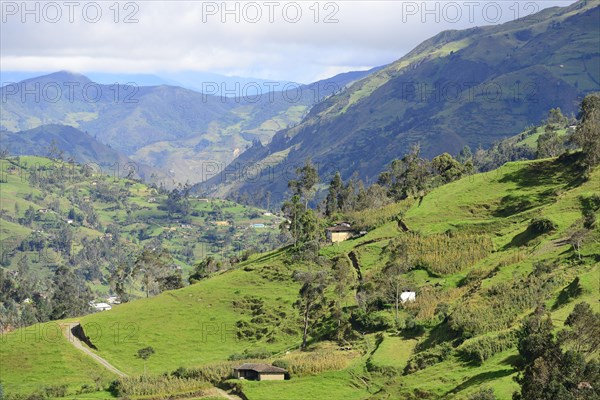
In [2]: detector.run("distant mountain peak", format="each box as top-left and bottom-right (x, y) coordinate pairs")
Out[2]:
(27, 70), (93, 84)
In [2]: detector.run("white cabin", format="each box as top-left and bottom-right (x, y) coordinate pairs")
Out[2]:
(400, 291), (416, 303)
(91, 302), (112, 311)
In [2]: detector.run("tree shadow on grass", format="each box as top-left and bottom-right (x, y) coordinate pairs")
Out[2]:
(497, 153), (585, 191)
(445, 368), (515, 396)
(500, 354), (520, 367)
(412, 322), (458, 351)
(502, 226), (542, 250)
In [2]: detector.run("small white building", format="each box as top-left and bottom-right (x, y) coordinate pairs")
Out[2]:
(91, 302), (112, 311)
(106, 296), (121, 305)
(400, 291), (416, 304)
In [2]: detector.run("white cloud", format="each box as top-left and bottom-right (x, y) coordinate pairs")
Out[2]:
(0, 0), (577, 82)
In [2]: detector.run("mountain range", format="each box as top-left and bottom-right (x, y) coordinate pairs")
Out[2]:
(1, 1), (598, 201)
(0, 68), (380, 185)
(197, 0), (600, 203)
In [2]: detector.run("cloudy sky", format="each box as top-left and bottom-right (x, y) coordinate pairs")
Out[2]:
(1, 0), (577, 83)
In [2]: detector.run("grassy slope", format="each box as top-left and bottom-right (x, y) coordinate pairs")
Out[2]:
(75, 259), (302, 375)
(0, 322), (116, 395)
(1, 157), (598, 399)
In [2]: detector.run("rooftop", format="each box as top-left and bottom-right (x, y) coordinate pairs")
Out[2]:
(234, 363), (287, 373)
(326, 225), (354, 232)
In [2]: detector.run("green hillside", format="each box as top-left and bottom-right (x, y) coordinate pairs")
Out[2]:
(199, 0), (600, 204)
(2, 154), (598, 399)
(0, 155), (284, 332)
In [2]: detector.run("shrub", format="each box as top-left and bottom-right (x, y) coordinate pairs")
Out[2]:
(351, 309), (393, 332)
(468, 388), (496, 400)
(404, 343), (452, 374)
(458, 269), (489, 287)
(271, 359), (290, 370)
(136, 346), (155, 360)
(228, 348), (272, 361)
(221, 379), (244, 394)
(346, 200), (413, 230)
(458, 330), (517, 364)
(43, 385), (67, 398)
(450, 274), (556, 337)
(532, 260), (557, 276)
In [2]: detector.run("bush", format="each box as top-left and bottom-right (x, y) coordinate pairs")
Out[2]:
(458, 269), (488, 287)
(271, 359), (290, 370)
(529, 218), (557, 234)
(404, 343), (453, 374)
(351, 309), (393, 332)
(228, 348), (272, 361)
(468, 388), (496, 400)
(221, 379), (244, 394)
(43, 385), (67, 398)
(458, 330), (517, 364)
(532, 260), (557, 276)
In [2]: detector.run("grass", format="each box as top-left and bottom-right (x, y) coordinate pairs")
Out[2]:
(74, 265), (301, 375)
(0, 322), (115, 395)
(2, 156), (599, 399)
(241, 369), (371, 400)
(370, 334), (417, 370)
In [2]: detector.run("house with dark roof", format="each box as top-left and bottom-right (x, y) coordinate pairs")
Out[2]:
(326, 222), (355, 243)
(233, 363), (287, 381)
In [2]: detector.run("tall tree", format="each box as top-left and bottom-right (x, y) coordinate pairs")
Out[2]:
(134, 248), (173, 298)
(513, 308), (600, 400)
(289, 159), (319, 209)
(325, 172), (343, 216)
(559, 302), (600, 356)
(546, 107), (568, 129)
(281, 194), (306, 248)
(572, 93), (600, 169)
(431, 153), (464, 184)
(378, 145), (431, 200)
(537, 125), (565, 159)
(294, 270), (329, 349)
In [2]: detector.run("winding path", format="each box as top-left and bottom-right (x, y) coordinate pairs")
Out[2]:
(61, 322), (242, 399)
(61, 322), (127, 378)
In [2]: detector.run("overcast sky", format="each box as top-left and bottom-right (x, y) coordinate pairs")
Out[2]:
(0, 0), (577, 83)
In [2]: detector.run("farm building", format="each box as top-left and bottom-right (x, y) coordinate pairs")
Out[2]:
(400, 291), (416, 303)
(326, 222), (355, 243)
(90, 302), (112, 311)
(233, 363), (287, 381)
